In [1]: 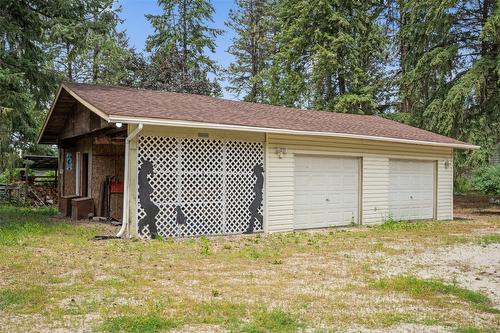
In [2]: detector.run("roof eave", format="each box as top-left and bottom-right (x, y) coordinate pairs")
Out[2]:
(37, 83), (111, 145)
(37, 84), (64, 144)
(108, 115), (480, 150)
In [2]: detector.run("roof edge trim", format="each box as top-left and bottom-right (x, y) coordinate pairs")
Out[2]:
(62, 83), (110, 121)
(38, 83), (111, 144)
(108, 115), (480, 150)
(37, 84), (64, 144)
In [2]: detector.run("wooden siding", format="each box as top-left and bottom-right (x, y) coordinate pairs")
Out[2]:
(60, 103), (108, 140)
(267, 133), (454, 232)
(91, 143), (125, 219)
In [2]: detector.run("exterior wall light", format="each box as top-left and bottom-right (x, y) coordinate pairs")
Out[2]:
(115, 122), (123, 128)
(275, 147), (288, 159)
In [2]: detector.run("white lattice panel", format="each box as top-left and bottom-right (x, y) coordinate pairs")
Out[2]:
(137, 135), (264, 238)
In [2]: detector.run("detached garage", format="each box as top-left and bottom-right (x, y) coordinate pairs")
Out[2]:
(38, 82), (478, 238)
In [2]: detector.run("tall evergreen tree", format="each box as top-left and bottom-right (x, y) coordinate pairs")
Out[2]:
(0, 0), (136, 177)
(225, 0), (275, 102)
(261, 0), (388, 114)
(380, 0), (410, 114)
(399, 0), (500, 178)
(0, 0), (66, 174)
(144, 0), (223, 96)
(49, 0), (134, 84)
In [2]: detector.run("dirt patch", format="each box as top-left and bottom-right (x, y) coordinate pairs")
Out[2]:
(377, 243), (500, 308)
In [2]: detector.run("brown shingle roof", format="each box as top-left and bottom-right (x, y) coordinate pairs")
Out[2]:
(42, 82), (476, 148)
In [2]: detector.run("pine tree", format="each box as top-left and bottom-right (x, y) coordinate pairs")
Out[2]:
(261, 0), (388, 114)
(399, 0), (500, 178)
(0, 0), (135, 175)
(144, 0), (223, 96)
(225, 0), (275, 102)
(0, 0), (64, 173)
(49, 0), (134, 84)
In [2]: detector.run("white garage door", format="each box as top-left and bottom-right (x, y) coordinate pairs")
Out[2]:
(389, 160), (435, 220)
(294, 155), (359, 229)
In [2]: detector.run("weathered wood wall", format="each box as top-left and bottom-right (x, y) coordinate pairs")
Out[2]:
(91, 142), (125, 220)
(60, 103), (108, 140)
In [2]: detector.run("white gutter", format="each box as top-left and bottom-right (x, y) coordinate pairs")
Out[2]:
(108, 115), (480, 150)
(117, 123), (143, 238)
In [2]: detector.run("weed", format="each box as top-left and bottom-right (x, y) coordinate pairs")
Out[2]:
(200, 236), (211, 256)
(211, 289), (221, 297)
(376, 216), (441, 231)
(271, 259), (283, 265)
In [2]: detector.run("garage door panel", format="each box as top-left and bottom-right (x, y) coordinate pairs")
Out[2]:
(389, 160), (434, 221)
(294, 155), (359, 229)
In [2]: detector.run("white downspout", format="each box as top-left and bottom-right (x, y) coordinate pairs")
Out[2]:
(117, 123), (143, 238)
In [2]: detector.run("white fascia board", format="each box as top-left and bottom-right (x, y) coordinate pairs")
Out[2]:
(108, 115), (480, 150)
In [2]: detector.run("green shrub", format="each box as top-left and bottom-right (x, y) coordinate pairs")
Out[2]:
(454, 176), (475, 194)
(472, 165), (500, 196)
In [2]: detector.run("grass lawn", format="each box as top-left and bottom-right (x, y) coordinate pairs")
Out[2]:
(0, 197), (499, 332)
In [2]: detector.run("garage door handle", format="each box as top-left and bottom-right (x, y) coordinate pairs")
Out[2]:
(410, 195), (413, 199)
(326, 198), (330, 202)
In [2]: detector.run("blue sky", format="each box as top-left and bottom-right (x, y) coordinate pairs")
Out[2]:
(118, 0), (237, 99)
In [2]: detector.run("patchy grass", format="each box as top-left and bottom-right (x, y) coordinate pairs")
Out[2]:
(370, 275), (495, 311)
(0, 205), (94, 246)
(101, 314), (180, 333)
(455, 327), (499, 333)
(374, 217), (438, 231)
(237, 309), (304, 332)
(0, 288), (44, 310)
(475, 234), (500, 245)
(0, 203), (499, 332)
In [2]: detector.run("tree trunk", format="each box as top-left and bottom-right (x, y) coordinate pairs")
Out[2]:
(338, 71), (346, 95)
(181, 0), (188, 89)
(250, 0), (258, 102)
(92, 46), (100, 83)
(66, 43), (73, 81)
(398, 0), (409, 113)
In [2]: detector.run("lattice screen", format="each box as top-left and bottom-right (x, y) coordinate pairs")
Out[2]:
(137, 135), (264, 238)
